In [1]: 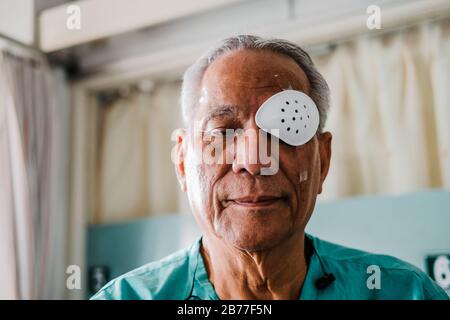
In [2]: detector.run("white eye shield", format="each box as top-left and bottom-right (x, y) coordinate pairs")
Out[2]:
(255, 90), (319, 146)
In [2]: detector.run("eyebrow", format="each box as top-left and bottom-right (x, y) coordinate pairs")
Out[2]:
(201, 104), (240, 127)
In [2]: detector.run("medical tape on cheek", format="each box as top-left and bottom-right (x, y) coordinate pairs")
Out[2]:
(299, 170), (309, 183)
(255, 90), (320, 147)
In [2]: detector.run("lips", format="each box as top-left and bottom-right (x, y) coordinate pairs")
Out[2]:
(226, 195), (284, 207)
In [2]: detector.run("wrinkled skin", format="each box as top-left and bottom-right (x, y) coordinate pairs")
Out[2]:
(174, 49), (332, 299)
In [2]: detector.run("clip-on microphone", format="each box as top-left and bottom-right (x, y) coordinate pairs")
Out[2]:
(315, 273), (336, 290)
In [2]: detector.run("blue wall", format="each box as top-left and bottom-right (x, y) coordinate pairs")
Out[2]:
(88, 189), (450, 294)
(88, 213), (201, 280)
(305, 189), (450, 271)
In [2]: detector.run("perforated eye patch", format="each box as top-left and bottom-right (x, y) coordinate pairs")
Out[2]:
(255, 90), (319, 146)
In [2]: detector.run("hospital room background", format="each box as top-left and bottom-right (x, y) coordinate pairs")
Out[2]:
(0, 0), (449, 299)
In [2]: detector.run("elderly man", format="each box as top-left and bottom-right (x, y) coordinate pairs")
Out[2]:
(92, 35), (448, 300)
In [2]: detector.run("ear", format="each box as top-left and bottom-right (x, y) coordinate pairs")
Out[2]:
(317, 132), (332, 194)
(172, 128), (187, 192)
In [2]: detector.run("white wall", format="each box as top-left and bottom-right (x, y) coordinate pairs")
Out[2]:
(0, 0), (34, 45)
(62, 0), (450, 91)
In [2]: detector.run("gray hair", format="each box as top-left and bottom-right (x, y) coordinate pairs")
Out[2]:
(181, 35), (330, 132)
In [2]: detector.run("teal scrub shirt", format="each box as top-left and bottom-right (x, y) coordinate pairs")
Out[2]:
(90, 234), (449, 300)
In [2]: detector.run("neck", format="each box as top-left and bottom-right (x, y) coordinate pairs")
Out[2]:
(201, 231), (308, 300)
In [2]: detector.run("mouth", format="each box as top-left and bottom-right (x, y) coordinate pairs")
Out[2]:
(225, 195), (285, 208)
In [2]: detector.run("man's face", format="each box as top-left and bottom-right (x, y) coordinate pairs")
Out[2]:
(175, 49), (332, 251)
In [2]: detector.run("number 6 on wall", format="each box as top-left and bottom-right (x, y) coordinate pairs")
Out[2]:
(433, 255), (450, 289)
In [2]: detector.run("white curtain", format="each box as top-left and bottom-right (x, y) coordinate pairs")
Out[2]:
(93, 81), (186, 224)
(315, 18), (450, 200)
(91, 18), (450, 221)
(0, 50), (69, 299)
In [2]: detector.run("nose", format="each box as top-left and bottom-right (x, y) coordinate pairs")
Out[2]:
(232, 126), (272, 176)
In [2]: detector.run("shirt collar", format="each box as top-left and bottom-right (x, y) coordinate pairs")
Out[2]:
(188, 234), (329, 300)
(188, 237), (219, 300)
(298, 234), (327, 299)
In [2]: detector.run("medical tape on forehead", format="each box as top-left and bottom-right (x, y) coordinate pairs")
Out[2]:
(255, 90), (319, 146)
